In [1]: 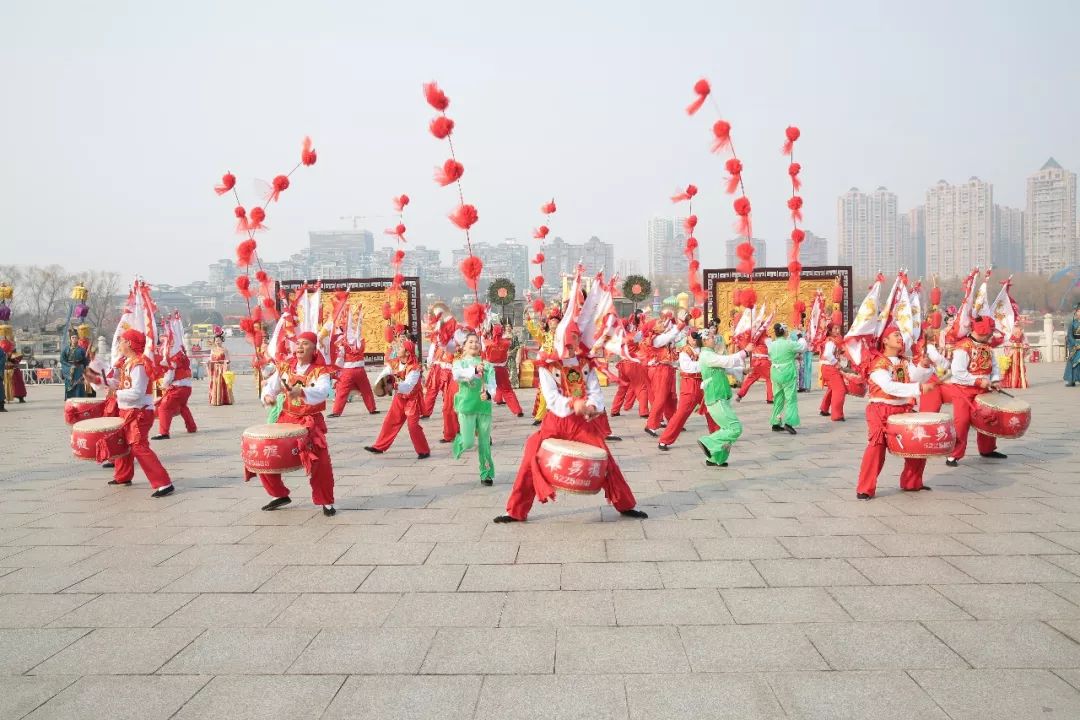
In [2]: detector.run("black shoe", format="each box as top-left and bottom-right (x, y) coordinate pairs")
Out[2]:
(102, 461), (115, 469)
(261, 496), (291, 511)
(151, 434), (170, 440)
(369, 410), (381, 415)
(516, 413), (524, 418)
(644, 428), (659, 437)
(322, 505), (337, 516)
(417, 453), (430, 459)
(980, 451), (1007, 459)
(766, 400), (774, 404)
(496, 401), (505, 405)
(772, 425), (785, 432)
(658, 443), (670, 451)
(903, 485), (932, 492)
(620, 509), (649, 519)
(481, 478), (493, 486)
(945, 459), (958, 467)
(819, 411), (830, 417)
(151, 485), (175, 498)
(107, 480), (131, 486)
(734, 395), (742, 403)
(697, 440), (711, 459)
(17, 398), (25, 403)
(439, 438), (452, 443)
(835, 417), (846, 422)
(364, 446), (384, 454)
(328, 413), (341, 418)
(857, 493), (872, 500)
(420, 415), (432, 419)
(493, 515), (521, 523)
(784, 424), (797, 435)
(532, 420), (542, 426)
(610, 412), (621, 417)
(705, 460), (728, 467)
(659, 421), (668, 428)
(0, 408), (6, 412)
(606, 435), (622, 442)
(1068, 384), (1076, 387)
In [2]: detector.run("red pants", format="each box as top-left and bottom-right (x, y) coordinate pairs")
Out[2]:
(332, 367), (376, 415)
(440, 380), (459, 441)
(645, 365), (676, 430)
(611, 361), (649, 416)
(157, 386), (197, 435)
(114, 409), (172, 489)
(658, 375), (718, 445)
(737, 358), (774, 401)
(819, 364), (847, 420)
(856, 403), (926, 497)
(421, 365), (450, 417)
(504, 413), (637, 520)
(493, 366), (523, 415)
(257, 412), (335, 505)
(919, 386), (944, 413)
(940, 384), (997, 460)
(371, 390), (430, 455)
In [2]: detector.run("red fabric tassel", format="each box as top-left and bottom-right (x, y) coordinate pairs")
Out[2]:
(255, 270), (273, 299)
(743, 288), (758, 307)
(429, 116), (455, 139)
(533, 226), (549, 240)
(423, 81), (450, 111)
(248, 207), (267, 231)
(434, 159), (464, 186)
(384, 327), (394, 343)
(711, 120), (731, 153)
(541, 200), (557, 215)
(532, 252), (545, 265)
(532, 276), (545, 290)
(684, 237), (698, 257)
(733, 288), (744, 308)
(392, 273), (404, 289)
(724, 158), (743, 194)
(234, 206), (249, 233)
(782, 126), (801, 155)
(215, 172), (236, 196)
(733, 197), (752, 237)
(385, 224), (407, 242)
(382, 303), (392, 320)
(788, 162), (802, 191)
(683, 215), (698, 234)
(686, 78), (710, 116)
(690, 307), (702, 319)
(787, 196), (803, 222)
(464, 302), (487, 330)
(301, 136), (317, 166)
(392, 249), (406, 265)
(267, 175), (289, 203)
(449, 204), (479, 230)
(235, 275), (252, 299)
(393, 194), (410, 212)
(671, 184), (698, 203)
(460, 255), (484, 290)
(236, 239), (257, 267)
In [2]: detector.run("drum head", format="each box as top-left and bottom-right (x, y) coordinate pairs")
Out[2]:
(975, 393), (1030, 412)
(243, 423), (308, 439)
(74, 417), (124, 431)
(889, 412), (950, 425)
(68, 398), (104, 406)
(540, 438), (607, 460)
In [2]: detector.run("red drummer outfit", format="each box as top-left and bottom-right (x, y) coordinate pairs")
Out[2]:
(502, 354), (638, 521)
(368, 341), (431, 457)
(331, 332), (377, 416)
(918, 343), (950, 412)
(657, 345), (719, 447)
(423, 325), (462, 441)
(736, 339), (774, 402)
(856, 353), (934, 498)
(482, 326), (523, 416)
(253, 352), (336, 508)
(610, 324), (649, 417)
(644, 320), (681, 432)
(156, 350), (197, 436)
(818, 337), (847, 421)
(941, 330), (1001, 462)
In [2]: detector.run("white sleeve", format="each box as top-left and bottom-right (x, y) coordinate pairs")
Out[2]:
(397, 369), (421, 394)
(950, 348), (977, 386)
(538, 367), (574, 418)
(451, 362), (475, 382)
(585, 368), (605, 412)
(262, 368), (282, 402)
(485, 369), (497, 398)
(927, 345), (948, 371)
(869, 368), (922, 398)
(700, 352), (745, 371)
(426, 343), (436, 364)
(990, 354), (1001, 383)
(822, 341), (837, 365)
(374, 365), (392, 382)
(678, 352), (701, 374)
(906, 362), (933, 383)
(302, 371), (332, 405)
(116, 365), (149, 405)
(794, 336), (808, 352)
(652, 325), (680, 347)
(162, 367), (176, 386)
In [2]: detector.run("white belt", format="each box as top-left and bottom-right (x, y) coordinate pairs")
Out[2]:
(436, 361), (453, 370)
(869, 398), (909, 406)
(340, 361), (366, 369)
(752, 354), (769, 359)
(489, 362), (507, 367)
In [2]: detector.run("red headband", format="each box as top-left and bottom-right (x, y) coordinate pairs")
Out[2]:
(297, 331), (318, 344)
(121, 329), (146, 353)
(971, 316), (994, 336)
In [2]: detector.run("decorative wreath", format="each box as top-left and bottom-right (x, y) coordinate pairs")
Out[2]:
(622, 275), (652, 303)
(487, 278), (516, 307)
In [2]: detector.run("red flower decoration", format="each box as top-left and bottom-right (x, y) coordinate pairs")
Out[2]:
(236, 239), (257, 267)
(725, 158), (743, 194)
(533, 226), (549, 240)
(791, 228), (806, 244)
(267, 175), (289, 203)
(449, 204), (479, 230)
(788, 162), (802, 191)
(460, 255), (484, 290)
(234, 206), (248, 233)
(434, 159), (464, 186)
(787, 196), (803, 222)
(393, 194), (410, 212)
(429, 116), (455, 139)
(532, 276), (545, 290)
(214, 172), (236, 196)
(423, 81), (450, 111)
(301, 136), (317, 166)
(711, 120), (731, 153)
(235, 275), (252, 298)
(531, 252), (545, 265)
(671, 184), (698, 203)
(782, 126), (801, 155)
(686, 78), (710, 116)
(248, 207), (266, 231)
(540, 200), (557, 215)
(683, 215), (698, 234)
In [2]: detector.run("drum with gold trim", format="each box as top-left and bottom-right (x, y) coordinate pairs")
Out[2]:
(842, 371), (866, 397)
(71, 417), (129, 462)
(972, 393), (1031, 439)
(241, 423), (308, 475)
(886, 411), (956, 458)
(64, 397), (106, 425)
(536, 438), (608, 495)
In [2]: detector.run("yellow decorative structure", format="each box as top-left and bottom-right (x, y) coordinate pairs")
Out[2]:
(71, 283), (88, 302)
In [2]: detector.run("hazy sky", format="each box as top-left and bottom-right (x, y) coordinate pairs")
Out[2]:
(2, 0), (1077, 285)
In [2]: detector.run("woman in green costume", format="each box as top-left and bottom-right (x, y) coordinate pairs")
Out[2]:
(452, 332), (498, 485)
(697, 331), (750, 467)
(768, 323), (808, 435)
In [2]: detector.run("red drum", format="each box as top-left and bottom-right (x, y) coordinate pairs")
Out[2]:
(842, 372), (866, 397)
(536, 438), (608, 495)
(64, 397), (106, 425)
(972, 393), (1031, 439)
(241, 423), (307, 475)
(71, 417), (129, 462)
(886, 411), (956, 458)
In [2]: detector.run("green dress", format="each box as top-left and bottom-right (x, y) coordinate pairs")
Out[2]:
(768, 336), (807, 427)
(698, 347), (745, 466)
(452, 356), (497, 483)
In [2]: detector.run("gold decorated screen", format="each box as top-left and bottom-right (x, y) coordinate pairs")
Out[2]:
(712, 277), (840, 338)
(292, 288), (411, 357)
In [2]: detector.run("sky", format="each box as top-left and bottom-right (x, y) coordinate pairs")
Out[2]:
(1, 0), (1077, 285)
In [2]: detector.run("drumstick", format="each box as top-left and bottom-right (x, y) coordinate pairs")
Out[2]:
(994, 388), (1015, 399)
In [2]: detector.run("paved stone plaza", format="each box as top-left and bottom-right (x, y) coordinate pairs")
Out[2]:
(1, 363), (1079, 718)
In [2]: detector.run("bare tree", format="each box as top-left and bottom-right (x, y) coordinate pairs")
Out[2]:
(23, 265), (73, 331)
(80, 270), (122, 337)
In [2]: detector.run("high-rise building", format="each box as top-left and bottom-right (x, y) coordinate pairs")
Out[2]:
(924, 178), (993, 280)
(837, 187), (898, 280)
(724, 237), (768, 268)
(992, 205), (1024, 272)
(542, 235), (617, 278)
(787, 231), (827, 267)
(1025, 157), (1077, 274)
(308, 230), (374, 254)
(207, 259), (238, 290)
(616, 258), (639, 277)
(907, 206), (926, 278)
(647, 216), (680, 278)
(451, 240), (529, 293)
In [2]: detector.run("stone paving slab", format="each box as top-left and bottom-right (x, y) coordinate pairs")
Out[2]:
(1, 365), (1079, 717)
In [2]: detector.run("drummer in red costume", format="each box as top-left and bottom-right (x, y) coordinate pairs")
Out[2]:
(735, 336), (774, 403)
(817, 324), (847, 421)
(657, 330), (719, 449)
(152, 347), (197, 439)
(941, 316), (1005, 466)
(254, 332), (337, 515)
(610, 311), (648, 418)
(482, 323), (524, 417)
(85, 330), (175, 497)
(366, 337), (431, 459)
(328, 312), (378, 418)
(643, 314), (682, 436)
(494, 321), (647, 523)
(856, 325), (937, 499)
(917, 328), (950, 412)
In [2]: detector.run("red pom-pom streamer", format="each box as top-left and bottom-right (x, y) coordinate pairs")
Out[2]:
(384, 327), (395, 343)
(392, 300), (405, 314)
(381, 303), (392, 320)
(686, 78), (710, 116)
(248, 206), (266, 231)
(831, 309), (844, 328)
(429, 116), (455, 139)
(449, 204), (479, 230)
(255, 270), (268, 283)
(423, 81), (450, 111)
(532, 252), (545, 265)
(267, 175), (289, 203)
(928, 310), (942, 329)
(724, 158), (743, 194)
(788, 162), (802, 191)
(671, 184), (698, 203)
(393, 194), (410, 212)
(711, 120), (731, 153)
(831, 282), (844, 305)
(532, 276), (545, 290)
(733, 197), (752, 237)
(392, 249), (406, 265)
(787, 196), (803, 222)
(690, 307), (702, 319)
(301, 136), (317, 166)
(460, 255), (483, 290)
(533, 226), (549, 240)
(261, 296), (280, 321)
(684, 237), (699, 259)
(743, 288), (758, 308)
(392, 273), (404, 289)
(434, 159), (464, 186)
(733, 288), (744, 308)
(385, 223), (407, 242)
(236, 239), (257, 267)
(930, 287), (942, 307)
(787, 262), (803, 291)
(782, 126), (801, 155)
(464, 302), (487, 330)
(683, 215), (698, 234)
(790, 228), (806, 245)
(234, 206), (249, 233)
(689, 259), (701, 272)
(215, 172), (236, 196)
(532, 299), (546, 313)
(235, 275), (252, 299)
(540, 200), (557, 215)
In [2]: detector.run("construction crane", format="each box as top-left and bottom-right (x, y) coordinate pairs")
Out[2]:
(339, 215), (390, 230)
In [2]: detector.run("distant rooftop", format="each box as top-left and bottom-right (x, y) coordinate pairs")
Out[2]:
(1041, 157), (1063, 171)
